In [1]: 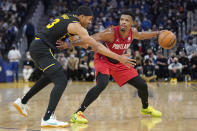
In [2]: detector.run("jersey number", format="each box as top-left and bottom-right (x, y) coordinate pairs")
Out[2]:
(46, 18), (60, 29)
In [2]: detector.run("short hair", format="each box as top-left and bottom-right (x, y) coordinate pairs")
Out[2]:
(121, 11), (135, 20)
(77, 6), (93, 16)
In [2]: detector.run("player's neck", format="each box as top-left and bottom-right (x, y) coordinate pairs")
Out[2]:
(119, 29), (130, 39)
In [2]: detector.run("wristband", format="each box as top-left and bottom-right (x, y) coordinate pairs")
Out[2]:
(65, 38), (70, 48)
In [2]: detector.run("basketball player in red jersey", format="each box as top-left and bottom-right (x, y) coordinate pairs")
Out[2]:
(57, 11), (164, 123)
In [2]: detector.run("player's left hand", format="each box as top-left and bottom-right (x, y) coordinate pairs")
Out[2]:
(120, 54), (136, 68)
(56, 40), (68, 50)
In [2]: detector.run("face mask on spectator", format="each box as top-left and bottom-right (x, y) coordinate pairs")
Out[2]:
(70, 54), (75, 58)
(27, 55), (31, 60)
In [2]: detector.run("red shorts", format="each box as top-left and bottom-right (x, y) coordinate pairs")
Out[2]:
(94, 53), (138, 87)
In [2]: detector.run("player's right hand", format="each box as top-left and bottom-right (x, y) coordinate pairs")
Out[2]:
(119, 54), (136, 68)
(56, 40), (68, 50)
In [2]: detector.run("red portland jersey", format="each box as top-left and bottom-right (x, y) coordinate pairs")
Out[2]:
(105, 26), (133, 55)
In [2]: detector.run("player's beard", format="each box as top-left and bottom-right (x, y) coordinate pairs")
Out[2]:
(120, 26), (126, 32)
(120, 25), (127, 32)
(120, 28), (126, 32)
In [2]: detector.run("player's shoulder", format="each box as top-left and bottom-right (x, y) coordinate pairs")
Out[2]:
(59, 13), (79, 21)
(99, 26), (115, 42)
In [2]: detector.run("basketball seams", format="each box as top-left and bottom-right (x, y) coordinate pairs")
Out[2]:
(167, 39), (176, 49)
(166, 34), (176, 48)
(159, 31), (176, 49)
(159, 32), (171, 47)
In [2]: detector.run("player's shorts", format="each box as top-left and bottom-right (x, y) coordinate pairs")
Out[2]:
(94, 53), (138, 87)
(29, 38), (62, 75)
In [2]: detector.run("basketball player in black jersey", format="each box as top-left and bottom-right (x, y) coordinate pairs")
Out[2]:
(13, 6), (136, 128)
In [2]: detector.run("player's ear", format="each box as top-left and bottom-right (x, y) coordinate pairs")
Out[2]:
(81, 15), (85, 20)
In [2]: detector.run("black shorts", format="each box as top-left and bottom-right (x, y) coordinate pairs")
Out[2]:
(29, 39), (62, 75)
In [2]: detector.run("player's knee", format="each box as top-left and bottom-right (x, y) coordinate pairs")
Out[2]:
(96, 73), (109, 90)
(143, 82), (148, 90)
(139, 81), (148, 91)
(50, 68), (68, 87)
(57, 73), (67, 87)
(97, 80), (108, 91)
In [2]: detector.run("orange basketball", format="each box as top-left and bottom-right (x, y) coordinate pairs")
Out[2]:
(158, 31), (176, 49)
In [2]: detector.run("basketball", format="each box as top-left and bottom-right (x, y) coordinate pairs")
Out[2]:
(158, 31), (176, 49)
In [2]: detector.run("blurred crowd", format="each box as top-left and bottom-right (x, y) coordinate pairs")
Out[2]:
(0, 0), (36, 59)
(0, 0), (197, 82)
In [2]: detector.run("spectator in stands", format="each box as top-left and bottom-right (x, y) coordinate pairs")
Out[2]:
(144, 48), (157, 65)
(190, 52), (197, 80)
(185, 37), (197, 58)
(104, 17), (117, 28)
(67, 48), (79, 80)
(0, 0), (30, 57)
(168, 52), (176, 65)
(155, 51), (168, 80)
(142, 16), (152, 31)
(78, 54), (89, 81)
(168, 57), (183, 82)
(23, 22), (35, 50)
(57, 52), (68, 76)
(176, 40), (187, 56)
(0, 34), (5, 59)
(191, 25), (197, 46)
(88, 58), (95, 81)
(3, 25), (18, 54)
(23, 51), (34, 82)
(134, 51), (143, 74)
(178, 51), (190, 81)
(8, 46), (21, 82)
(191, 25), (197, 37)
(184, 31), (193, 43)
(43, 0), (53, 14)
(141, 59), (156, 82)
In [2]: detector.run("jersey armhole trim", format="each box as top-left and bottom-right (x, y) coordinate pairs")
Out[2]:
(72, 21), (79, 23)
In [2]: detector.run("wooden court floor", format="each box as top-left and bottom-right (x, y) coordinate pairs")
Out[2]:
(0, 80), (197, 131)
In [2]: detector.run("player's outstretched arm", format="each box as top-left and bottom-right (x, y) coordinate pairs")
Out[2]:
(133, 28), (165, 40)
(56, 37), (88, 50)
(56, 27), (113, 50)
(67, 23), (136, 67)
